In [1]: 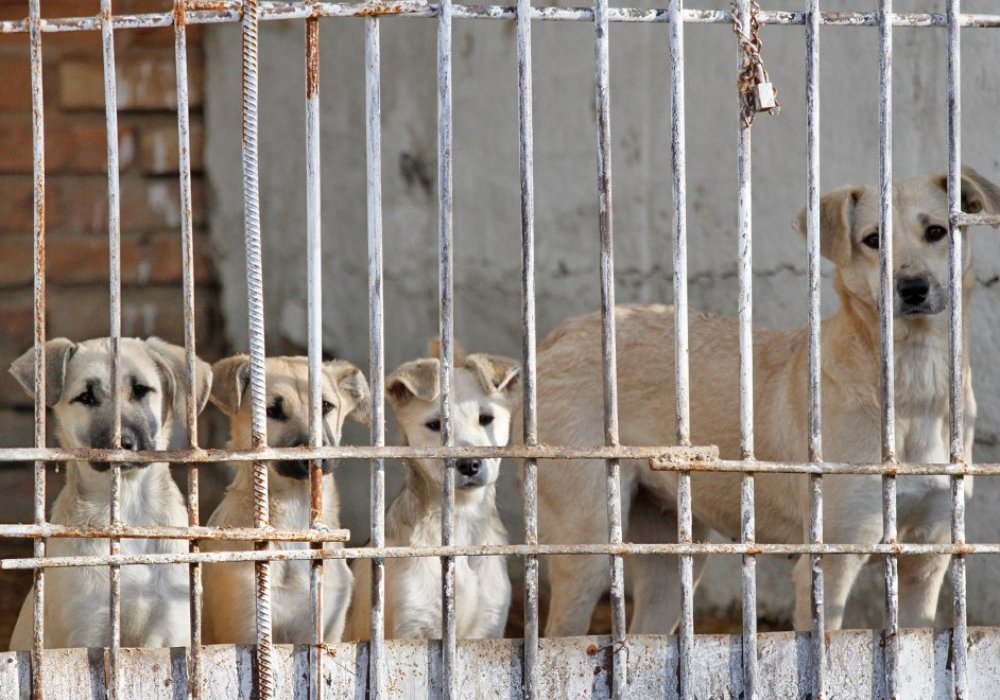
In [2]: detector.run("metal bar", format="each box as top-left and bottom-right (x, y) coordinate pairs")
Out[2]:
(734, 3), (757, 696)
(8, 541), (999, 571)
(173, 0), (202, 695)
(516, 0), (540, 693)
(365, 14), (387, 699)
(669, 1), (693, 697)
(805, 1), (824, 698)
(303, 12), (325, 700)
(952, 212), (1000, 227)
(28, 0), (46, 693)
(593, 0), (626, 693)
(8, 6), (1000, 31)
(946, 1), (968, 697)
(99, 0), (124, 694)
(436, 0), (457, 692)
(240, 0), (273, 692)
(0, 524), (350, 541)
(877, 2), (899, 697)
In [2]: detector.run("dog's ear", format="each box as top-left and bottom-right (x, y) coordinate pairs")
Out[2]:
(934, 167), (1000, 226)
(425, 337), (468, 364)
(9, 338), (76, 407)
(793, 186), (864, 265)
(145, 337), (213, 418)
(386, 359), (440, 407)
(210, 354), (251, 417)
(465, 353), (521, 404)
(325, 360), (371, 426)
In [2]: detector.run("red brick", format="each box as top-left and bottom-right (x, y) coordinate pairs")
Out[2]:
(0, 114), (136, 174)
(59, 52), (203, 111)
(138, 118), (203, 175)
(0, 53), (31, 112)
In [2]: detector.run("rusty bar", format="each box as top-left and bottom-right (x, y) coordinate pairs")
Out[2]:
(8, 540), (1000, 572)
(28, 0), (46, 693)
(8, 7), (1000, 31)
(805, 1), (824, 698)
(437, 0), (458, 692)
(947, 1), (968, 696)
(877, 1), (899, 697)
(173, 0), (203, 694)
(593, 0), (627, 693)
(515, 0), (540, 693)
(734, 3), (757, 696)
(365, 14), (387, 700)
(0, 524), (350, 542)
(99, 0), (124, 694)
(952, 212), (1000, 227)
(240, 0), (274, 691)
(669, 1), (693, 697)
(303, 13), (325, 700)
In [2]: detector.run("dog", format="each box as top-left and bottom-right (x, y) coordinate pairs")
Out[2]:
(531, 168), (1000, 636)
(200, 354), (370, 645)
(7, 337), (212, 650)
(345, 343), (520, 641)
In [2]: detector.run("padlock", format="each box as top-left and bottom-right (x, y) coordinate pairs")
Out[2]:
(754, 65), (776, 112)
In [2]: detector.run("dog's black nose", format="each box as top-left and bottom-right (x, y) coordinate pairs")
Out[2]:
(457, 459), (481, 478)
(120, 435), (136, 451)
(897, 277), (930, 306)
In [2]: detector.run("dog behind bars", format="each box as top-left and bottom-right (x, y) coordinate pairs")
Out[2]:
(345, 342), (520, 641)
(7, 337), (212, 650)
(531, 168), (1000, 636)
(200, 354), (369, 644)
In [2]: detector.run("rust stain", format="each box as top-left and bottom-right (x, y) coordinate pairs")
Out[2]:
(356, 1), (406, 17)
(305, 17), (320, 100)
(173, 1), (187, 27)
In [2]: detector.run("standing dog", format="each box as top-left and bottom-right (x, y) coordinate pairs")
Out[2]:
(201, 355), (370, 644)
(8, 337), (212, 650)
(533, 169), (1000, 636)
(346, 345), (520, 640)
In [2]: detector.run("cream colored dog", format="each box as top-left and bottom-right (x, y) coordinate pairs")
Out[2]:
(201, 355), (369, 644)
(346, 345), (520, 641)
(8, 337), (212, 650)
(533, 169), (1000, 636)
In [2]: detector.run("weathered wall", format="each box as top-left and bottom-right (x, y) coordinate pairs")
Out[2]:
(206, 0), (1000, 629)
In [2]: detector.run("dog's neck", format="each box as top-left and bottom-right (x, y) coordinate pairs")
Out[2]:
(228, 459), (341, 528)
(61, 460), (176, 524)
(398, 458), (498, 515)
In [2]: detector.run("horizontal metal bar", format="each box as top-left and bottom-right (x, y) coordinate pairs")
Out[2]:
(4, 542), (997, 570)
(0, 524), (349, 542)
(3, 6), (1000, 33)
(952, 211), (1000, 227)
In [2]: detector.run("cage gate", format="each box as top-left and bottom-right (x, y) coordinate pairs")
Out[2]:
(2, 1), (1000, 699)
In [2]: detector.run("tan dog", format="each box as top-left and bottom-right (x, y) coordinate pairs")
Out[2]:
(201, 355), (370, 644)
(346, 344), (520, 640)
(532, 169), (1000, 636)
(8, 337), (212, 650)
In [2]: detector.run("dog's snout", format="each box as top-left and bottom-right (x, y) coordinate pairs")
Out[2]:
(897, 277), (930, 306)
(457, 459), (481, 478)
(120, 434), (136, 451)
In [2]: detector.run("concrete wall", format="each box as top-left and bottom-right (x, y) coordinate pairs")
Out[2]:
(206, 0), (1000, 628)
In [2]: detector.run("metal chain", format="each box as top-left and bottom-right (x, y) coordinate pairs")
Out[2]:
(732, 0), (780, 128)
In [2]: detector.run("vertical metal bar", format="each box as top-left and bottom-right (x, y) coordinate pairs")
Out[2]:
(28, 0), (47, 694)
(735, 2), (757, 697)
(877, 1), (899, 697)
(516, 0), (539, 693)
(241, 0), (273, 692)
(304, 13), (324, 700)
(804, 1), (825, 698)
(594, 0), (626, 694)
(173, 0), (202, 695)
(100, 0), (123, 696)
(946, 1), (968, 696)
(365, 16), (387, 698)
(437, 0), (458, 695)
(669, 3), (694, 698)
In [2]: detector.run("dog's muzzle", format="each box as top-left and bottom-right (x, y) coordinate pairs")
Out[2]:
(273, 459), (335, 480)
(90, 430), (151, 472)
(894, 276), (945, 316)
(455, 458), (490, 489)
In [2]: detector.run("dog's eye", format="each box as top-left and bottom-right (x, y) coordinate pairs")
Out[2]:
(925, 225), (948, 243)
(479, 414), (494, 427)
(266, 402), (285, 421)
(425, 419), (441, 432)
(71, 389), (98, 407)
(862, 231), (880, 250)
(133, 384), (154, 400)
(321, 401), (335, 416)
